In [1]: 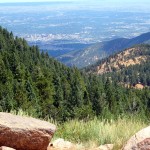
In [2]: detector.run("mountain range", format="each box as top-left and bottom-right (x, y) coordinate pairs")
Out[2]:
(57, 32), (150, 68)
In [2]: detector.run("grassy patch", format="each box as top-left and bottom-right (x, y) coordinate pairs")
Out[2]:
(8, 110), (148, 149)
(10, 109), (30, 117)
(54, 117), (148, 149)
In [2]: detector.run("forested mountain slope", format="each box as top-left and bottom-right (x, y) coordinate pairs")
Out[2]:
(85, 44), (150, 87)
(0, 27), (150, 121)
(58, 32), (150, 68)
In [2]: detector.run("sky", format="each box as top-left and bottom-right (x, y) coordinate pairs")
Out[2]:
(0, 0), (149, 3)
(0, 0), (73, 2)
(0, 0), (148, 6)
(0, 0), (150, 12)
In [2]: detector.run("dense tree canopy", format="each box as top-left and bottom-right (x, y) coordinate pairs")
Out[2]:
(0, 27), (150, 121)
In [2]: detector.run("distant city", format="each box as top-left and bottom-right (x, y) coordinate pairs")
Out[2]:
(0, 1), (150, 56)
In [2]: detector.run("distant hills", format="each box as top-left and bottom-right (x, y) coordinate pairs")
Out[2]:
(85, 44), (150, 87)
(29, 40), (92, 57)
(57, 32), (150, 68)
(86, 44), (150, 73)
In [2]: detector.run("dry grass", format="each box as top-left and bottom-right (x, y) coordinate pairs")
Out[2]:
(54, 117), (148, 150)
(9, 110), (148, 149)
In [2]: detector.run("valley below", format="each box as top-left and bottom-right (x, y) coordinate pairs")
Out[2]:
(0, 1), (150, 150)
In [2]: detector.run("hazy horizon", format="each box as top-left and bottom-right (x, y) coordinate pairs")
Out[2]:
(0, 0), (150, 12)
(1, 0), (150, 57)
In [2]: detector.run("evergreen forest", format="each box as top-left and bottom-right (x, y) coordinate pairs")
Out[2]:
(0, 27), (150, 122)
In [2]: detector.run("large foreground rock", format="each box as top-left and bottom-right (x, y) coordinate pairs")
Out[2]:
(0, 112), (56, 150)
(122, 126), (150, 150)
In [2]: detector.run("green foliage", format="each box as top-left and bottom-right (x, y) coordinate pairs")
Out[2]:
(0, 27), (150, 122)
(54, 117), (147, 149)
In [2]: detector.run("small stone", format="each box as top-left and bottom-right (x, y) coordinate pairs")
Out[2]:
(0, 146), (16, 150)
(48, 138), (76, 150)
(96, 144), (114, 150)
(52, 138), (74, 149)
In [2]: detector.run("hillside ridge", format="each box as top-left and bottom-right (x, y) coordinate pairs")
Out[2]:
(95, 45), (150, 74)
(57, 32), (150, 68)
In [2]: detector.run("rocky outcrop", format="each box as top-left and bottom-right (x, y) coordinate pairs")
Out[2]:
(0, 112), (56, 150)
(134, 83), (144, 89)
(122, 126), (150, 150)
